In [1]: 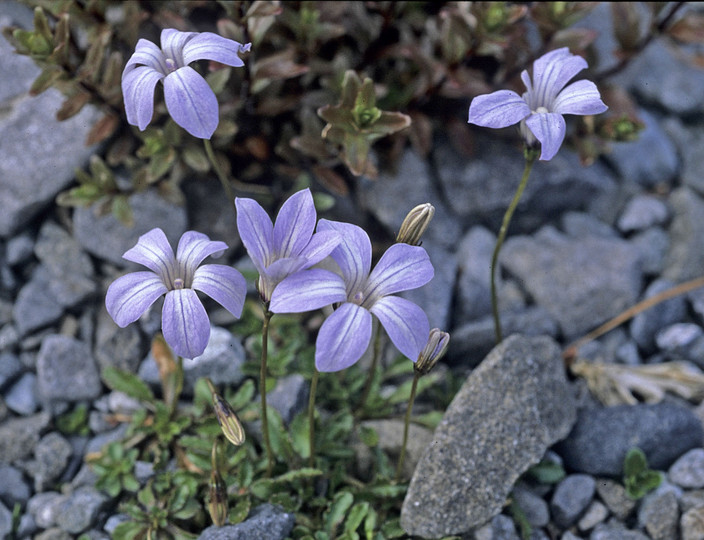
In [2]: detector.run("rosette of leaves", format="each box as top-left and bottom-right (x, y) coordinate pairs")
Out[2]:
(318, 70), (411, 176)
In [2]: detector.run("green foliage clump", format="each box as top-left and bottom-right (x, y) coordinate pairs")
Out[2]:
(623, 447), (663, 500)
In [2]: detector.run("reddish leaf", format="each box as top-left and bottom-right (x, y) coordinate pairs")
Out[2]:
(86, 113), (119, 146)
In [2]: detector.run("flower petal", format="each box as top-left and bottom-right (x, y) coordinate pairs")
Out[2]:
(315, 303), (372, 372)
(236, 197), (274, 273)
(163, 66), (219, 139)
(123, 39), (168, 77)
(182, 32), (248, 67)
(192, 264), (246, 319)
(298, 230), (341, 267)
(273, 188), (316, 259)
(365, 244), (433, 300)
(270, 269), (347, 313)
(468, 90), (531, 129)
(370, 295), (429, 362)
(162, 289), (210, 359)
(160, 29), (197, 66)
(121, 66), (164, 131)
(106, 271), (168, 327)
(122, 228), (177, 284)
(532, 48), (587, 107)
(317, 220), (371, 295)
(264, 256), (307, 283)
(525, 111), (566, 161)
(553, 79), (608, 116)
(176, 231), (227, 283)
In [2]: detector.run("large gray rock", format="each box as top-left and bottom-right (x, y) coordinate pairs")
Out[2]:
(401, 335), (576, 537)
(197, 504), (294, 540)
(500, 226), (642, 339)
(36, 335), (102, 403)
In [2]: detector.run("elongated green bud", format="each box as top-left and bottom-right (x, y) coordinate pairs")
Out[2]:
(414, 328), (450, 375)
(396, 203), (435, 246)
(207, 379), (245, 446)
(208, 443), (228, 527)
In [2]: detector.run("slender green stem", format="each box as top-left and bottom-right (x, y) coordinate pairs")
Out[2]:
(307, 369), (319, 469)
(260, 308), (274, 477)
(395, 371), (419, 482)
(491, 153), (536, 343)
(203, 139), (271, 203)
(203, 139), (237, 215)
(356, 321), (382, 417)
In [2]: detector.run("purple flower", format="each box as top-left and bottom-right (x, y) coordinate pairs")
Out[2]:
(235, 188), (341, 303)
(270, 220), (434, 372)
(122, 28), (251, 139)
(468, 47), (607, 161)
(105, 228), (246, 359)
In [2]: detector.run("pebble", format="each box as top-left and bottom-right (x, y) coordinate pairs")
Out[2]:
(0, 351), (22, 389)
(27, 491), (64, 529)
(511, 484), (550, 528)
(617, 194), (671, 233)
(54, 487), (108, 534)
(682, 506), (704, 540)
(473, 514), (520, 540)
(266, 374), (308, 425)
(12, 267), (65, 336)
(0, 463), (31, 506)
(36, 335), (102, 403)
(550, 474), (596, 528)
(31, 432), (73, 491)
(663, 186), (704, 282)
(0, 412), (51, 463)
(630, 279), (687, 353)
(637, 489), (679, 540)
(629, 226), (669, 276)
(5, 371), (38, 415)
(197, 503), (295, 540)
(669, 448), (704, 489)
(576, 500), (608, 533)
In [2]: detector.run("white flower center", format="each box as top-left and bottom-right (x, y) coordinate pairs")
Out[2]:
(351, 291), (364, 305)
(534, 106), (549, 114)
(165, 58), (177, 72)
(173, 278), (185, 289)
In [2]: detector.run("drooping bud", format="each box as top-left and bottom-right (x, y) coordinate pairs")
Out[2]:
(208, 442), (228, 527)
(414, 328), (450, 375)
(207, 379), (245, 446)
(396, 203), (435, 246)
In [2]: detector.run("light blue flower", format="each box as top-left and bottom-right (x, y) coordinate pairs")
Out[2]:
(468, 47), (607, 160)
(235, 188), (341, 303)
(106, 228), (246, 359)
(270, 220), (434, 372)
(122, 28), (251, 139)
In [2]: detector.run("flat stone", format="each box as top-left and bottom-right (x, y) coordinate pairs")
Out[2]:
(682, 506), (704, 540)
(12, 267), (64, 336)
(5, 372), (38, 415)
(557, 402), (703, 476)
(595, 478), (636, 521)
(501, 227), (642, 339)
(31, 432), (72, 491)
(664, 187), (704, 282)
(550, 474), (595, 528)
(0, 463), (31, 506)
(637, 490), (678, 540)
(54, 487), (108, 535)
(617, 194), (671, 233)
(630, 279), (687, 354)
(401, 335), (576, 537)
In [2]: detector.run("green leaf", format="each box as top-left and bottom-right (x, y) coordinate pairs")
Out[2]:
(624, 447), (648, 477)
(359, 425), (379, 448)
(344, 502), (370, 535)
(112, 195), (134, 227)
(229, 495), (251, 525)
(525, 460), (566, 485)
(181, 145), (211, 173)
(228, 379), (256, 411)
(325, 491), (354, 535)
(289, 411), (311, 459)
(112, 521), (145, 540)
(101, 366), (155, 403)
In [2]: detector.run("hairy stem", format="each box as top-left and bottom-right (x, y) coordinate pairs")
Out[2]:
(395, 371), (420, 482)
(491, 154), (536, 343)
(308, 369), (319, 469)
(260, 308), (274, 477)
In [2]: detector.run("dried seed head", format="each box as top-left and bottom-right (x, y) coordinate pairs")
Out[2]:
(207, 380), (245, 446)
(396, 203), (435, 246)
(415, 328), (450, 375)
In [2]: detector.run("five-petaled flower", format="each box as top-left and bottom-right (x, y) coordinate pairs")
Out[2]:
(122, 28), (251, 139)
(468, 47), (607, 161)
(235, 188), (341, 303)
(105, 228), (246, 359)
(269, 220), (434, 372)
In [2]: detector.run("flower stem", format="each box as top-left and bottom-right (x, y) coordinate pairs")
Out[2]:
(395, 371), (419, 482)
(203, 139), (271, 204)
(260, 308), (274, 477)
(307, 369), (319, 469)
(356, 321), (382, 417)
(491, 153), (536, 343)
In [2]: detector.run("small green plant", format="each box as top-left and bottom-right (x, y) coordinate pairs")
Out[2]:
(88, 441), (140, 498)
(623, 447), (663, 499)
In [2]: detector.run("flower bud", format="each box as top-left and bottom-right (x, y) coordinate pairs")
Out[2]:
(414, 329), (450, 375)
(208, 443), (228, 527)
(207, 379), (245, 446)
(396, 203), (435, 246)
